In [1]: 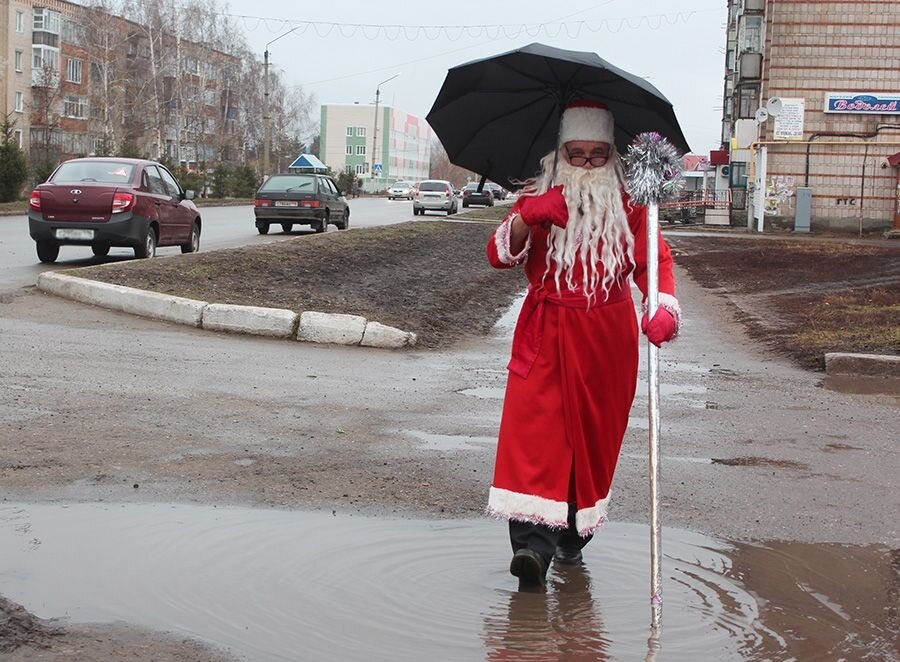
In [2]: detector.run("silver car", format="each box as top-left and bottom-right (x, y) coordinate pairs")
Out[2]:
(387, 181), (414, 200)
(412, 180), (458, 216)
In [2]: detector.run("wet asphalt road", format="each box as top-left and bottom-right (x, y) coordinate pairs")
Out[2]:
(0, 196), (424, 293)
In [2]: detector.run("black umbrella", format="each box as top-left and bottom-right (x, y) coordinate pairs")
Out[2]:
(426, 42), (690, 191)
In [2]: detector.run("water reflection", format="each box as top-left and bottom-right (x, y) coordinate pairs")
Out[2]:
(483, 564), (610, 661)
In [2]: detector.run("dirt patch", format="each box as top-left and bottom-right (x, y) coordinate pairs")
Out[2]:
(711, 456), (810, 470)
(74, 221), (523, 349)
(668, 235), (900, 370)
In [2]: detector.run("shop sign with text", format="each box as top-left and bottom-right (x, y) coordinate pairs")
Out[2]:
(824, 92), (900, 114)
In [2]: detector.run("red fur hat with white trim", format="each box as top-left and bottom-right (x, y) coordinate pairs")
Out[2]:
(558, 100), (615, 145)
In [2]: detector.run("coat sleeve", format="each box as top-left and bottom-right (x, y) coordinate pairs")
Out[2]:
(627, 198), (682, 328)
(487, 201), (532, 269)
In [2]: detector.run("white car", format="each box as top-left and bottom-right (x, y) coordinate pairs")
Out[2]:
(387, 181), (414, 200)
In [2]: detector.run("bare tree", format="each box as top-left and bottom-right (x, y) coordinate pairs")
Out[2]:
(429, 139), (476, 188)
(83, 0), (129, 155)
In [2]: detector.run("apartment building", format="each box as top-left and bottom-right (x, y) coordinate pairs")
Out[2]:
(0, 0), (241, 169)
(319, 103), (431, 191)
(721, 0), (900, 231)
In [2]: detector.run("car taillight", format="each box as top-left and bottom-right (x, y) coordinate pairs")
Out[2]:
(300, 200), (321, 208)
(255, 199), (271, 207)
(444, 190), (450, 197)
(111, 191), (135, 214)
(28, 190), (41, 211)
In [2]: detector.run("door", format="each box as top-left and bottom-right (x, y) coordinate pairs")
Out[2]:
(157, 166), (192, 244)
(142, 165), (172, 243)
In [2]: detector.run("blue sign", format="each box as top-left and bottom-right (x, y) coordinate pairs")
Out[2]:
(373, 163), (383, 176)
(824, 92), (900, 114)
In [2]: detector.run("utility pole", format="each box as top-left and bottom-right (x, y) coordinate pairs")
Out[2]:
(263, 26), (302, 179)
(263, 48), (270, 177)
(371, 74), (399, 186)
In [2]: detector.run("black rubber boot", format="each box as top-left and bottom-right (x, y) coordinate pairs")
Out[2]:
(509, 548), (547, 586)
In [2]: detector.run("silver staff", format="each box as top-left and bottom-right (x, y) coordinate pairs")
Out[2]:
(624, 133), (683, 636)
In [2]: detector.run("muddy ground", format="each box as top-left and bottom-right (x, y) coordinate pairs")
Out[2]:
(2, 222), (898, 659)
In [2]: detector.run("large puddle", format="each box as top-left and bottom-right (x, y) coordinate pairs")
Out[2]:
(1, 503), (896, 661)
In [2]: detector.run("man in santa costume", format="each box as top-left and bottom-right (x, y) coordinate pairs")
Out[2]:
(486, 100), (681, 586)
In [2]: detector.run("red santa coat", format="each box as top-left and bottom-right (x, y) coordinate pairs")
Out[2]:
(486, 192), (679, 536)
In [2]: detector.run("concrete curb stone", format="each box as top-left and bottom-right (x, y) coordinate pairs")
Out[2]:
(298, 311), (367, 345)
(37, 272), (206, 327)
(825, 352), (900, 378)
(36, 272), (417, 349)
(361, 321), (417, 348)
(202, 303), (298, 338)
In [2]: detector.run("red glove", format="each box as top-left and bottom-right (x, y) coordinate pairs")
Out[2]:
(641, 307), (677, 347)
(517, 185), (568, 229)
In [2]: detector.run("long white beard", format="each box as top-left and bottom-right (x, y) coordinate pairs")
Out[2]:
(536, 155), (635, 303)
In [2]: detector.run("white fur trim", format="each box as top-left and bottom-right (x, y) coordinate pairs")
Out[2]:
(493, 213), (531, 265)
(658, 292), (682, 337)
(575, 496), (611, 536)
(487, 486), (569, 529)
(559, 105), (615, 145)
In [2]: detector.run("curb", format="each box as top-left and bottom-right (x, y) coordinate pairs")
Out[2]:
(36, 272), (417, 349)
(824, 352), (900, 379)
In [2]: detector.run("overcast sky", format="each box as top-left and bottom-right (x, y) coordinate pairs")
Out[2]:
(225, 0), (727, 154)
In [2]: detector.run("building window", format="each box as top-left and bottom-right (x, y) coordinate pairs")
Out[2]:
(346, 126), (354, 137)
(33, 8), (61, 33)
(67, 58), (83, 84)
(345, 145), (353, 155)
(15, 50), (23, 72)
(63, 96), (87, 119)
(32, 46), (60, 85)
(356, 127), (366, 137)
(14, 130), (23, 148)
(737, 86), (759, 119)
(729, 162), (747, 188)
(356, 162), (369, 175)
(183, 57), (199, 75)
(15, 10), (25, 33)
(356, 145), (366, 155)
(14, 92), (24, 113)
(345, 165), (353, 174)
(740, 15), (762, 53)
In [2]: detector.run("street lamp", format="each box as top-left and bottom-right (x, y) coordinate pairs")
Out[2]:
(371, 73), (399, 184)
(263, 25), (302, 178)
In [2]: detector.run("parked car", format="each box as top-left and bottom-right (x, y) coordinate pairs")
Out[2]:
(27, 157), (200, 264)
(387, 181), (415, 200)
(461, 183), (494, 207)
(254, 173), (349, 234)
(484, 182), (508, 200)
(412, 180), (458, 216)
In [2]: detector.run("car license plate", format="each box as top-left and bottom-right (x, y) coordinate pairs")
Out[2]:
(55, 228), (95, 240)
(274, 200), (298, 207)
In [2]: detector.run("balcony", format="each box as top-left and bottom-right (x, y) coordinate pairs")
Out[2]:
(739, 52), (762, 80)
(743, 0), (765, 12)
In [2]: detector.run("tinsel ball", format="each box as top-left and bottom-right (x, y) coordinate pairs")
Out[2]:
(623, 132), (684, 205)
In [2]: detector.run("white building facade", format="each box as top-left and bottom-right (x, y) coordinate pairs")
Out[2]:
(319, 103), (431, 192)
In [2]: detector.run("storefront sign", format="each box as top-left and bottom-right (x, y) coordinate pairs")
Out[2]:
(824, 92), (900, 114)
(773, 98), (805, 140)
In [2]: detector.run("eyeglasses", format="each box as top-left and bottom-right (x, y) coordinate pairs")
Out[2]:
(565, 149), (610, 167)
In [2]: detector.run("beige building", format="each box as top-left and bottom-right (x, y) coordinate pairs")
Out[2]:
(1, 0), (34, 150)
(1, 0), (241, 171)
(721, 0), (900, 231)
(319, 103), (431, 192)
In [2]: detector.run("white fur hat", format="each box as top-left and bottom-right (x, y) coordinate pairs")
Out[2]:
(558, 100), (615, 145)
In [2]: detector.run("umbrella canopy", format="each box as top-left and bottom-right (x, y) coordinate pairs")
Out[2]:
(426, 43), (691, 191)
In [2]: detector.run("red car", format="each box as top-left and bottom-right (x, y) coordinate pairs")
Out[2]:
(28, 157), (201, 263)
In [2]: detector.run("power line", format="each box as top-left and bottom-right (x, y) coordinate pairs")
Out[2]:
(216, 9), (718, 41)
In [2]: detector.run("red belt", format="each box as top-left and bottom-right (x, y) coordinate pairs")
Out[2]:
(507, 284), (629, 379)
